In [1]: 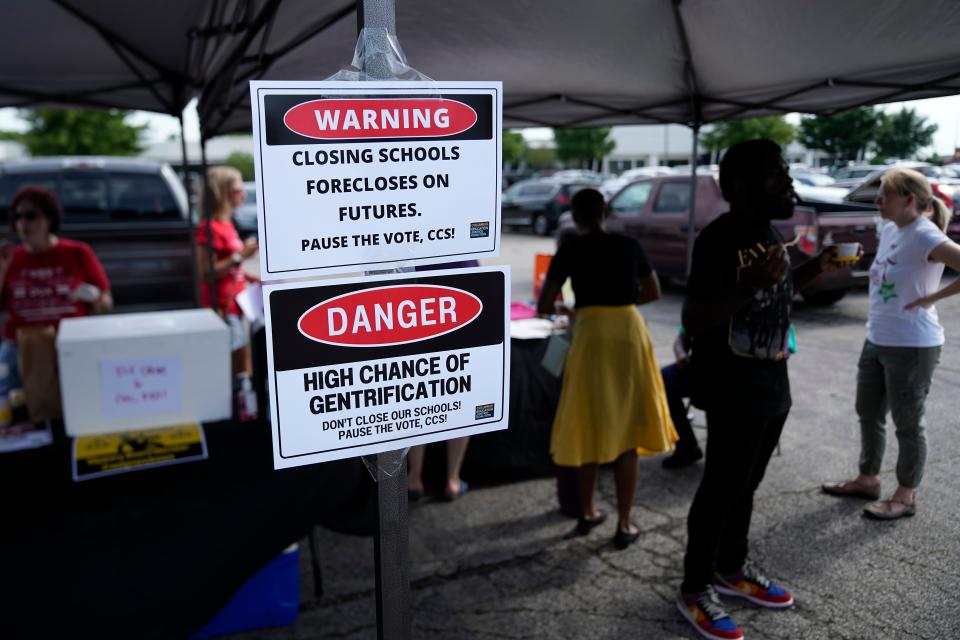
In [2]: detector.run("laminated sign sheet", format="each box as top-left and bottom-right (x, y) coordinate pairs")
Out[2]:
(250, 80), (503, 277)
(264, 266), (510, 468)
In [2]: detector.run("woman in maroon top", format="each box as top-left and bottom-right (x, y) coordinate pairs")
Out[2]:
(196, 166), (259, 379)
(0, 186), (112, 388)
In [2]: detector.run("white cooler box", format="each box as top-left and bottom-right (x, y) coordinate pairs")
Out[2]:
(57, 309), (231, 436)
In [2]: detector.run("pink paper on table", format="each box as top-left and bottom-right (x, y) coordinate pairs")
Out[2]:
(510, 302), (537, 320)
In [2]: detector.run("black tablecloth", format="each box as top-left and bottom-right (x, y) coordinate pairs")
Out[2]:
(0, 338), (560, 638)
(0, 418), (376, 639)
(422, 337), (562, 487)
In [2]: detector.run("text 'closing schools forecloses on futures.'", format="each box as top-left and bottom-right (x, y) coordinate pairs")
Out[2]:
(250, 81), (503, 278)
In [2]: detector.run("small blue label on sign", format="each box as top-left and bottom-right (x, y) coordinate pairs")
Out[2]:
(470, 222), (490, 238)
(475, 403), (495, 419)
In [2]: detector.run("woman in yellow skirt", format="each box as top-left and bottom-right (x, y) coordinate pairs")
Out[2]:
(537, 188), (677, 549)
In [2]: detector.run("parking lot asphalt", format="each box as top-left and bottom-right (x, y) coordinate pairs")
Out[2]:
(234, 236), (960, 640)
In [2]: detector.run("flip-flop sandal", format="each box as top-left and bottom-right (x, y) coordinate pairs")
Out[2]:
(407, 489), (423, 503)
(442, 480), (469, 502)
(863, 497), (916, 520)
(821, 480), (881, 500)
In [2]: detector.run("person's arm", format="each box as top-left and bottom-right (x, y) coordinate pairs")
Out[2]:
(904, 240), (960, 309)
(197, 244), (241, 279)
(91, 290), (113, 314)
(673, 331), (692, 368)
(537, 244), (572, 317)
(636, 271), (661, 305)
(536, 278), (566, 316)
(632, 239), (660, 305)
(682, 290), (755, 337)
(792, 245), (858, 292)
(75, 243), (113, 314)
(683, 244), (790, 338)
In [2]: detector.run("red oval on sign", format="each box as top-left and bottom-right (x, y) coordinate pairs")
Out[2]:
(283, 98), (478, 140)
(298, 285), (483, 347)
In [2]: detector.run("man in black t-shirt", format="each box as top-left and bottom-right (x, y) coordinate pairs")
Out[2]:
(676, 140), (848, 640)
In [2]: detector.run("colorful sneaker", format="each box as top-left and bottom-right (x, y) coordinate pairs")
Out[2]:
(714, 561), (794, 609)
(676, 586), (744, 640)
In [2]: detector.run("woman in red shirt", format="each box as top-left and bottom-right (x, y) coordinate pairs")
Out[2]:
(196, 166), (258, 379)
(0, 186), (112, 388)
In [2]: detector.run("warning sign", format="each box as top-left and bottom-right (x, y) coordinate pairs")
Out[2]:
(72, 423), (207, 481)
(263, 266), (510, 468)
(249, 80), (502, 277)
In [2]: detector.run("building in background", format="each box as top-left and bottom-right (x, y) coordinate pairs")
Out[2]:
(139, 136), (253, 170)
(601, 125), (816, 173)
(0, 140), (25, 161)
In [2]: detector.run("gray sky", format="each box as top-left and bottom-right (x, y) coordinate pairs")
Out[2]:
(2, 94), (959, 156)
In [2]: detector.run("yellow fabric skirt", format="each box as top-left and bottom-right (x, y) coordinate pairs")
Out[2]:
(550, 305), (677, 467)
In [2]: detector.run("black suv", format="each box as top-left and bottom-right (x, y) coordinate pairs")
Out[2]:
(0, 157), (194, 310)
(500, 178), (594, 236)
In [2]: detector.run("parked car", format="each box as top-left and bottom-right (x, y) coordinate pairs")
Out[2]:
(545, 169), (606, 185)
(792, 179), (849, 204)
(500, 178), (595, 236)
(830, 164), (887, 189)
(232, 181), (258, 239)
(600, 166), (674, 198)
(791, 171), (837, 187)
(0, 157), (194, 310)
(502, 170), (536, 190)
(558, 175), (881, 304)
(844, 166), (960, 212)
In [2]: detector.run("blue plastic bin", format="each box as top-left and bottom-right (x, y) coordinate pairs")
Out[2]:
(192, 544), (300, 639)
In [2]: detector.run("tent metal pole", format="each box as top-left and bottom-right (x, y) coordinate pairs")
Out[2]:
(199, 137), (218, 316)
(179, 111), (200, 307)
(355, 2), (410, 639)
(685, 123), (700, 278)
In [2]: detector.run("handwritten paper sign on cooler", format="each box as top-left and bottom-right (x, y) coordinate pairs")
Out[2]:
(99, 356), (183, 419)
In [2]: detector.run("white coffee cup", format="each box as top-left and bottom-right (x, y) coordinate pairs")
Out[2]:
(832, 242), (861, 261)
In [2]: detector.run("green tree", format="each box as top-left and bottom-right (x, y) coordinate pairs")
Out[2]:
(798, 107), (880, 162)
(700, 116), (796, 155)
(524, 146), (557, 170)
(503, 130), (526, 167)
(874, 108), (937, 160)
(19, 109), (144, 156)
(552, 127), (615, 169)
(224, 151), (255, 180)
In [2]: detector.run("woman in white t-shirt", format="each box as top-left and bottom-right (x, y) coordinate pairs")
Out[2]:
(823, 168), (960, 520)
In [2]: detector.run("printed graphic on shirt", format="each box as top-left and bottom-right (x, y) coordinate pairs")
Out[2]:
(731, 241), (792, 360)
(7, 264), (83, 321)
(870, 241), (899, 304)
(877, 281), (898, 303)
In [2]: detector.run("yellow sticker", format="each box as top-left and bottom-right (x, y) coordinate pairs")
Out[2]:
(72, 423), (207, 481)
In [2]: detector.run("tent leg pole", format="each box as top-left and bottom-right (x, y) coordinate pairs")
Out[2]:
(685, 124), (700, 278)
(199, 138), (217, 316)
(179, 111), (200, 308)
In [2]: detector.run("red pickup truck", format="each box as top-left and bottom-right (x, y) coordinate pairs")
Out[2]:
(560, 175), (879, 305)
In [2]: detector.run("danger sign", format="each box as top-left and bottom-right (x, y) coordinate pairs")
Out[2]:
(250, 80), (503, 278)
(264, 266), (510, 468)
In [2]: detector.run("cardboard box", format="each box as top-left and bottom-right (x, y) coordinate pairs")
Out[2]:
(57, 309), (231, 436)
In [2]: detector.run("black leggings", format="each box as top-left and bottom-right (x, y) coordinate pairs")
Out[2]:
(681, 408), (788, 593)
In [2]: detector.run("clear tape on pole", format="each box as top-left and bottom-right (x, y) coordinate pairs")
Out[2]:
(326, 27), (430, 83)
(326, 27), (435, 481)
